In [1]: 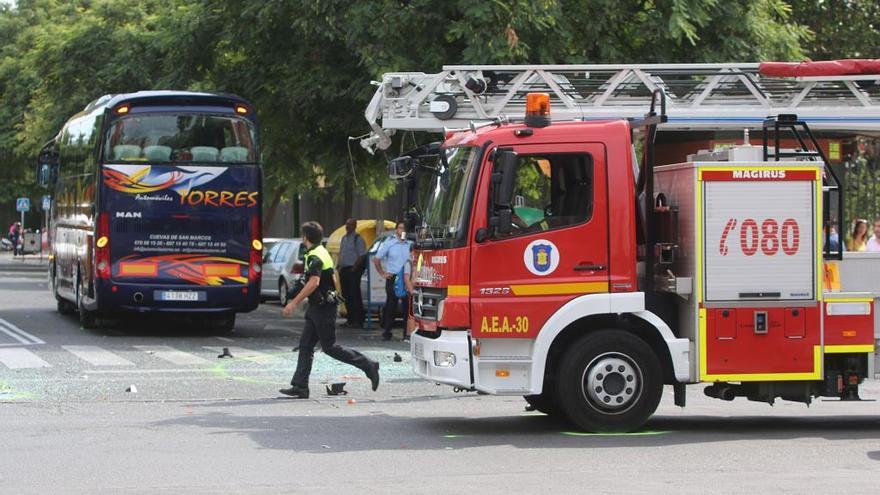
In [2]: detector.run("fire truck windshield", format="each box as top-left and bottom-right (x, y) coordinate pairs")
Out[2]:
(417, 146), (479, 248)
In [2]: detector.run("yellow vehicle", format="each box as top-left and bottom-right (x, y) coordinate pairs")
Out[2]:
(326, 219), (396, 319)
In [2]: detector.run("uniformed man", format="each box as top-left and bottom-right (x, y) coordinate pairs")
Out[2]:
(373, 221), (412, 341)
(280, 221), (380, 398)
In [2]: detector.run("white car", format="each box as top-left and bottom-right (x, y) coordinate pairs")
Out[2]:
(260, 238), (305, 304)
(359, 231), (407, 324)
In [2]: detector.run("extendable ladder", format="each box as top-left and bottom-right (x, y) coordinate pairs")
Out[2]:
(362, 63), (880, 152)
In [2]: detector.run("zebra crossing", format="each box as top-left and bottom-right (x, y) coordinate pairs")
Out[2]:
(0, 317), (45, 346)
(0, 343), (293, 370)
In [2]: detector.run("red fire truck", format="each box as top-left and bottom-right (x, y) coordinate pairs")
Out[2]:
(362, 63), (880, 432)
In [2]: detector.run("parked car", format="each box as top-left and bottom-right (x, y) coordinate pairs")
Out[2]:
(260, 238), (305, 304)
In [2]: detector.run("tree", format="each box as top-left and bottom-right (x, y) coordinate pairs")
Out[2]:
(788, 0), (880, 60)
(0, 0), (812, 224)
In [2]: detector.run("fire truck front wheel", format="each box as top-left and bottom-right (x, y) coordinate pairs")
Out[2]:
(556, 330), (663, 433)
(523, 392), (559, 417)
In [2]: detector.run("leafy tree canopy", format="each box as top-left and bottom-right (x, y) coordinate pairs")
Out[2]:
(1, 0), (871, 215)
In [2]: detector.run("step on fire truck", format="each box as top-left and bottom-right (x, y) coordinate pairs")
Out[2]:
(362, 62), (880, 432)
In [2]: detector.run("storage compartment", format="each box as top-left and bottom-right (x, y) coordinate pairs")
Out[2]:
(713, 309), (736, 339)
(784, 307), (806, 338)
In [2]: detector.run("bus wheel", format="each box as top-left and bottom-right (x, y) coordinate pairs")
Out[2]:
(279, 280), (289, 306)
(556, 330), (662, 433)
(76, 275), (98, 329)
(212, 313), (236, 334)
(53, 266), (75, 315)
(57, 298), (75, 315)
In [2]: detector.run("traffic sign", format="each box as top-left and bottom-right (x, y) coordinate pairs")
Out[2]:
(16, 197), (30, 212)
(41, 195), (51, 211)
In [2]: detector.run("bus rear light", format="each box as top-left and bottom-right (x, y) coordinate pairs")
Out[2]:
(248, 215), (262, 283)
(96, 213), (111, 279)
(118, 262), (158, 277)
(202, 264), (241, 277)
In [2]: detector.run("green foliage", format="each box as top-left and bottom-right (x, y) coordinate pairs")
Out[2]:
(787, 0), (880, 59)
(0, 0), (821, 211)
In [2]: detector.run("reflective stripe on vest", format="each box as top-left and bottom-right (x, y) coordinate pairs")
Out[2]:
(305, 245), (335, 271)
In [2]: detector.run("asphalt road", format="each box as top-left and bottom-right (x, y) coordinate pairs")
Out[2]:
(1, 264), (879, 494)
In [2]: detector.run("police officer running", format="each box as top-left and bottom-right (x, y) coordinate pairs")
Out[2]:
(280, 221), (380, 398)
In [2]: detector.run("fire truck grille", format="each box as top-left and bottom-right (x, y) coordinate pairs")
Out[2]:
(413, 287), (445, 321)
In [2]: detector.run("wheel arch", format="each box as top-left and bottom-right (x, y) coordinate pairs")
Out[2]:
(529, 292), (692, 394)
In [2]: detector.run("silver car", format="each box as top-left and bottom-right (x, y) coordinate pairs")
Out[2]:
(260, 238), (305, 305)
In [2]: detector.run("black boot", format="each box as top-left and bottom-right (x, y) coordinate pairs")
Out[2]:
(365, 361), (380, 391)
(279, 386), (310, 398)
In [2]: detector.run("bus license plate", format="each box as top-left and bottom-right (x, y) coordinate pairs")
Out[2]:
(156, 290), (204, 302)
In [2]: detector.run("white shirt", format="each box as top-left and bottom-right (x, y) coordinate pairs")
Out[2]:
(866, 236), (880, 252)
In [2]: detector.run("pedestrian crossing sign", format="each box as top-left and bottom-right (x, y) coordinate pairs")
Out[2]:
(16, 197), (30, 212)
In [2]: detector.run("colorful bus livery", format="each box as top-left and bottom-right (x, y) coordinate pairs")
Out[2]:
(39, 91), (262, 330)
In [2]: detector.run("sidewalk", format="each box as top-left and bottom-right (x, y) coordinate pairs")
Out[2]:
(0, 251), (49, 272)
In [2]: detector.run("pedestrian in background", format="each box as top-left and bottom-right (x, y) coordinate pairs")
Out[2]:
(338, 218), (366, 328)
(865, 217), (880, 252)
(848, 218), (868, 252)
(9, 222), (21, 257)
(373, 221), (411, 341)
(280, 221), (380, 399)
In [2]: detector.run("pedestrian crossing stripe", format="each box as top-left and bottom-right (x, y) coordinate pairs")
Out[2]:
(0, 345), (278, 370)
(132, 345), (210, 365)
(0, 317), (45, 346)
(0, 348), (51, 369)
(63, 345), (136, 366)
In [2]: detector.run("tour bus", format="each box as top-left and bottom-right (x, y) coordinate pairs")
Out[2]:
(37, 91), (263, 330)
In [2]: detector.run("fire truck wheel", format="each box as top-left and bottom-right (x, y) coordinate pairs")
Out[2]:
(523, 392), (559, 416)
(556, 330), (662, 433)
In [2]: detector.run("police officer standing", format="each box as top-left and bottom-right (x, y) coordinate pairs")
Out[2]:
(280, 221), (380, 398)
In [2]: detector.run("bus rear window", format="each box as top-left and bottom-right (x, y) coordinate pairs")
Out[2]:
(104, 114), (257, 164)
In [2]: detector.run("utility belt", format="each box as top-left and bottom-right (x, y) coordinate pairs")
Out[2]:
(308, 289), (339, 307)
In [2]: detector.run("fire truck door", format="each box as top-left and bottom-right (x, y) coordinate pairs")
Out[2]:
(471, 143), (608, 339)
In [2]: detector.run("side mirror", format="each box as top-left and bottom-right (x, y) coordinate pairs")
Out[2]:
(492, 150), (517, 208)
(388, 156), (414, 180)
(489, 149), (517, 236)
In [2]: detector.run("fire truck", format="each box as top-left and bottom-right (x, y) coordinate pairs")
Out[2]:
(362, 63), (880, 432)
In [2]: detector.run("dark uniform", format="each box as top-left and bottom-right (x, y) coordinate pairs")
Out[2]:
(289, 244), (378, 391)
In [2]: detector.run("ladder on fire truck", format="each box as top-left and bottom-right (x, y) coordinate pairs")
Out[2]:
(361, 63), (880, 152)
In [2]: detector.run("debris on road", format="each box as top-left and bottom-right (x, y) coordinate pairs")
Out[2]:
(326, 382), (347, 396)
(217, 347), (233, 359)
(126, 385), (137, 393)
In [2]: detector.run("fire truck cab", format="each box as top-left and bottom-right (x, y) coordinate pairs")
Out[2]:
(369, 64), (878, 432)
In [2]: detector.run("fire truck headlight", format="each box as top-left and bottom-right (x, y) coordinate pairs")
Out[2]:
(433, 351), (456, 367)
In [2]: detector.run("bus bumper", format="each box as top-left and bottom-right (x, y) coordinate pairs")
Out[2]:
(96, 280), (260, 314)
(410, 330), (473, 390)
